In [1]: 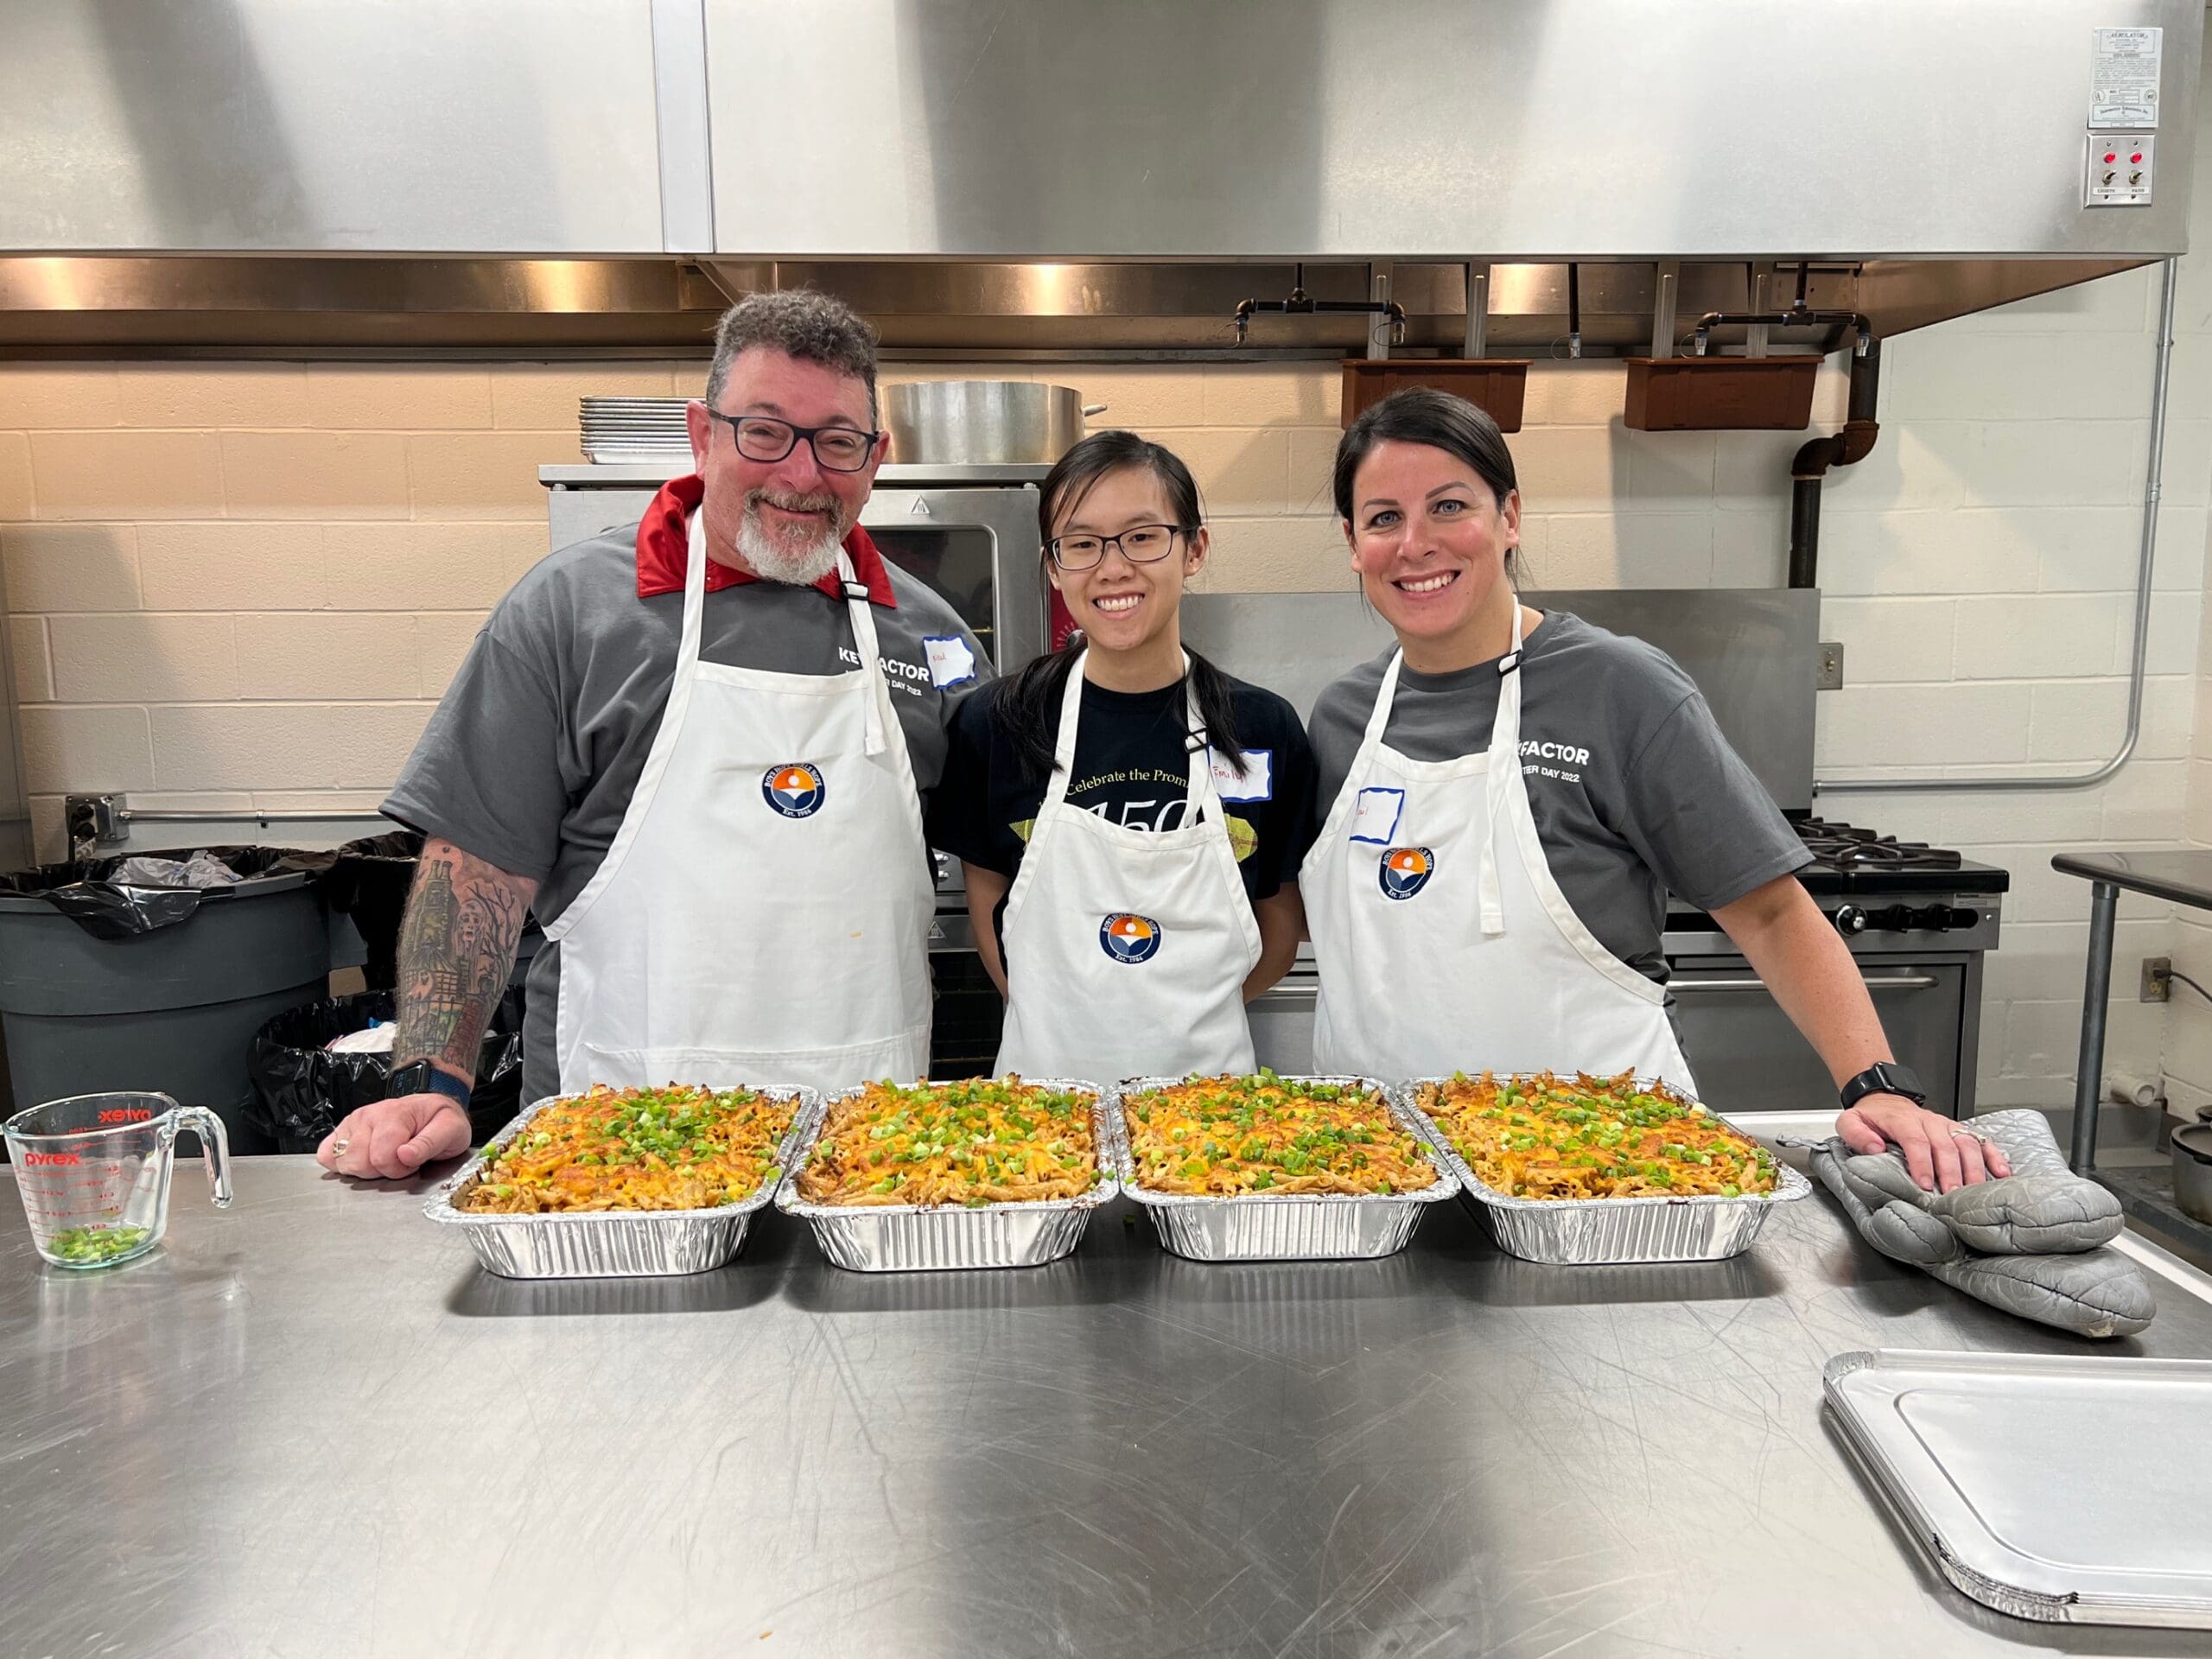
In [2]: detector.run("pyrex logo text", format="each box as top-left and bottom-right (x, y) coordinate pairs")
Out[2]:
(98, 1107), (153, 1124)
(23, 1151), (81, 1166)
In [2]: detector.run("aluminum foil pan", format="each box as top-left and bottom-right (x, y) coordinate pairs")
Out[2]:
(1396, 1075), (1809, 1265)
(1824, 1349), (2212, 1628)
(775, 1079), (1114, 1272)
(1106, 1077), (1456, 1262)
(423, 1085), (821, 1280)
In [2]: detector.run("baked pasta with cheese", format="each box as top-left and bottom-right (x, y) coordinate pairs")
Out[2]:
(1121, 1073), (1433, 1198)
(794, 1077), (1103, 1207)
(1415, 1071), (1777, 1199)
(461, 1084), (794, 1214)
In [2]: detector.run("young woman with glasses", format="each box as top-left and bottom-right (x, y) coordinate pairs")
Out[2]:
(928, 430), (1319, 1082)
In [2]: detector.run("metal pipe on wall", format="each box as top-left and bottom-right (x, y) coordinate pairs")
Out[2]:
(1818, 256), (2177, 798)
(1787, 339), (1883, 589)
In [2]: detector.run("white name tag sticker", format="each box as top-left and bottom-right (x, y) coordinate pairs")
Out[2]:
(922, 635), (977, 690)
(1350, 786), (1404, 845)
(1210, 747), (1273, 803)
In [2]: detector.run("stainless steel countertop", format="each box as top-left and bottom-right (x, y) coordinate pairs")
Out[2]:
(8, 1154), (2212, 1659)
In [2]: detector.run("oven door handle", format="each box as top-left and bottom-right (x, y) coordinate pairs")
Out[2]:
(1669, 972), (1940, 994)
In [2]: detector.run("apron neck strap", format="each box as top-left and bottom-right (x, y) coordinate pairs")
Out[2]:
(1046, 649), (1090, 794)
(1497, 603), (1527, 676)
(684, 510), (889, 753)
(1478, 603), (1529, 938)
(1363, 604), (1525, 753)
(1044, 651), (1217, 817)
(1360, 651), (1405, 749)
(838, 549), (888, 754)
(677, 506), (713, 674)
(1179, 670), (1211, 813)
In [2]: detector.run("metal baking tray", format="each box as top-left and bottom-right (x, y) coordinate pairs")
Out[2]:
(1107, 1076), (1456, 1262)
(1397, 1075), (1809, 1265)
(775, 1079), (1114, 1272)
(1825, 1349), (2212, 1628)
(424, 1085), (820, 1279)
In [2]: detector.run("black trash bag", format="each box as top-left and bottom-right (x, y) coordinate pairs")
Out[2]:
(247, 988), (525, 1154)
(0, 844), (338, 941)
(316, 830), (423, 990)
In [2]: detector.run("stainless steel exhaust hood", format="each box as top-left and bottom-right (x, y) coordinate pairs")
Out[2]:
(0, 254), (2158, 358)
(0, 0), (2196, 355)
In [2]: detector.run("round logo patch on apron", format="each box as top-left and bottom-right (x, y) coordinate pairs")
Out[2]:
(1377, 846), (1436, 900)
(761, 763), (827, 818)
(1098, 912), (1163, 963)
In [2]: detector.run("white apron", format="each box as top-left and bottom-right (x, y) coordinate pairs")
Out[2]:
(1305, 611), (1696, 1093)
(994, 652), (1262, 1082)
(543, 509), (934, 1096)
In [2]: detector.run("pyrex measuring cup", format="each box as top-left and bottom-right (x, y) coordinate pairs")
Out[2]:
(4, 1091), (232, 1269)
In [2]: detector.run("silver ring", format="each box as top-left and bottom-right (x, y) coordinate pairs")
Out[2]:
(329, 1138), (352, 1156)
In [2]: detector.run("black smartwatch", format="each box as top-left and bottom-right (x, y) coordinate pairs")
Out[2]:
(1838, 1060), (1926, 1110)
(385, 1059), (473, 1112)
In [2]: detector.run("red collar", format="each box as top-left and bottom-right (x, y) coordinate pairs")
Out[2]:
(633, 474), (897, 607)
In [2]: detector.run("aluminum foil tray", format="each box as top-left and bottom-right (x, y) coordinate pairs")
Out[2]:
(1825, 1349), (2212, 1628)
(1107, 1077), (1455, 1262)
(775, 1079), (1114, 1272)
(1397, 1076), (1809, 1265)
(424, 1086), (821, 1280)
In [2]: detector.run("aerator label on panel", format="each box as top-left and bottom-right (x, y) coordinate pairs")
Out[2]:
(2091, 27), (2161, 127)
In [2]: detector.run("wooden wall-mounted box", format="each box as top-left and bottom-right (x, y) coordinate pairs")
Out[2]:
(1623, 356), (1820, 431)
(1340, 359), (1531, 432)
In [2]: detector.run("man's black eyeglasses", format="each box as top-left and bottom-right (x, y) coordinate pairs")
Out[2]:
(705, 410), (880, 474)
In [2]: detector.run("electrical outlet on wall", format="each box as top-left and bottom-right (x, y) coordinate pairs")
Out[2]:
(2142, 956), (2171, 1002)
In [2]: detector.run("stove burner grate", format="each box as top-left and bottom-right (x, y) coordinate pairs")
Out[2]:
(1796, 817), (1962, 871)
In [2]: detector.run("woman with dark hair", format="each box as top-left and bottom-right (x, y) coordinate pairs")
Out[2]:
(1302, 387), (2005, 1193)
(929, 430), (1318, 1081)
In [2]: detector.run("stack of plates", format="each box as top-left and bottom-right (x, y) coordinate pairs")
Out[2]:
(579, 397), (693, 461)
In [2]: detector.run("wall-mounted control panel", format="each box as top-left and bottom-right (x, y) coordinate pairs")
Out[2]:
(2082, 29), (2160, 209)
(2085, 130), (2156, 206)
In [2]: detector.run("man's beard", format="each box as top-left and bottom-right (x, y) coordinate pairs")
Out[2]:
(736, 489), (848, 586)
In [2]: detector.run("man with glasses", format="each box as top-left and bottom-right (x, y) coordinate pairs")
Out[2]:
(319, 291), (986, 1180)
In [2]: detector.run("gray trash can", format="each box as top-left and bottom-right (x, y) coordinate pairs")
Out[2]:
(0, 866), (330, 1154)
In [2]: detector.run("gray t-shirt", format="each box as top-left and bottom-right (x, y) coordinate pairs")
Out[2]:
(384, 518), (988, 1103)
(1306, 609), (1810, 988)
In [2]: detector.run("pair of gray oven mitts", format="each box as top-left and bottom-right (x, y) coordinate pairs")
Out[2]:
(1808, 1109), (2154, 1338)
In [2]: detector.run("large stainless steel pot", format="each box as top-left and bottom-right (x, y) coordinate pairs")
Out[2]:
(880, 381), (1105, 465)
(2173, 1120), (2212, 1224)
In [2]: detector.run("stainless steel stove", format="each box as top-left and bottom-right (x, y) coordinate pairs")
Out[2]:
(1664, 817), (2007, 1120)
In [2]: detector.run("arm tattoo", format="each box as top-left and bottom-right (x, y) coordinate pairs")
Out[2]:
(393, 839), (537, 1083)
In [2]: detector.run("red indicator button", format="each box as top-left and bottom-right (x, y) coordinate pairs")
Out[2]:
(2131, 153), (2144, 164)
(2105, 152), (2119, 163)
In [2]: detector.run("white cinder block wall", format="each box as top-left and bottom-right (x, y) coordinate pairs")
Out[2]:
(7, 53), (2212, 1109)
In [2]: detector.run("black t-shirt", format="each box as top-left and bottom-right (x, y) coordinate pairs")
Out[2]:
(928, 671), (1320, 940)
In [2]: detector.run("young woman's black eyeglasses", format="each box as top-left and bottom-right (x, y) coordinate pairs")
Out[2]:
(1046, 524), (1192, 570)
(705, 410), (879, 474)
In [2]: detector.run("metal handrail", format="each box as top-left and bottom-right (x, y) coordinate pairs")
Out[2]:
(109, 807), (387, 823)
(1670, 973), (1939, 994)
(1818, 255), (2177, 797)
